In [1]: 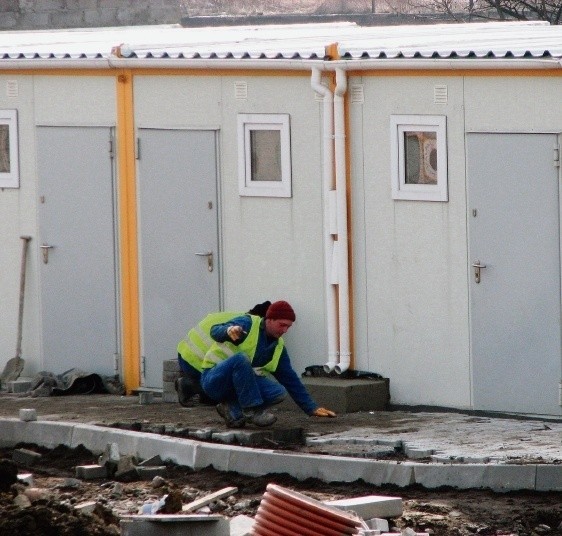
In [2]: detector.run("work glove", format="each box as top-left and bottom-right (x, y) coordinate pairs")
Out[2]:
(311, 407), (337, 418)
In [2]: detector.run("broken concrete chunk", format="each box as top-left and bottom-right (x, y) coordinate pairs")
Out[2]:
(74, 501), (98, 515)
(75, 464), (107, 480)
(13, 493), (32, 508)
(137, 454), (163, 467)
(23, 487), (52, 503)
(135, 465), (166, 480)
(114, 455), (137, 481)
(12, 448), (42, 466)
(17, 473), (33, 486)
(98, 442), (120, 468)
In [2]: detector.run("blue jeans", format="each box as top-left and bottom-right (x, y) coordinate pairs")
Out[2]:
(201, 353), (287, 419)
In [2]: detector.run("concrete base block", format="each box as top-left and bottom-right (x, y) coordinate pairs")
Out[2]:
(120, 514), (230, 536)
(299, 377), (389, 413)
(325, 495), (403, 519)
(139, 392), (154, 405)
(163, 359), (180, 372)
(161, 392), (178, 403)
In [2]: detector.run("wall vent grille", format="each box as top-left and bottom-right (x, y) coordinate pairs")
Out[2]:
(234, 81), (247, 100)
(6, 80), (18, 98)
(350, 84), (364, 104)
(434, 85), (448, 105)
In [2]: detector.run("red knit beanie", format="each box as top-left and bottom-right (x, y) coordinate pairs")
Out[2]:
(265, 300), (296, 322)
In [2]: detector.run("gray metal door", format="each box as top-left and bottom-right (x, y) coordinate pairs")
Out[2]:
(468, 133), (561, 415)
(137, 129), (220, 387)
(37, 126), (118, 377)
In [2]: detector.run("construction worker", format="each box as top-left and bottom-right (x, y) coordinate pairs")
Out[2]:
(175, 301), (271, 406)
(200, 300), (337, 428)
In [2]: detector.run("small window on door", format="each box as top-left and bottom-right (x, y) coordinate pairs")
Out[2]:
(390, 115), (447, 201)
(237, 113), (291, 197)
(0, 110), (19, 189)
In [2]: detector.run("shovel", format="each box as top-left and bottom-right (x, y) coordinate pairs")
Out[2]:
(1, 235), (32, 388)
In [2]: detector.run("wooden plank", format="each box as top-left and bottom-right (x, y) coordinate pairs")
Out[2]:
(181, 486), (238, 513)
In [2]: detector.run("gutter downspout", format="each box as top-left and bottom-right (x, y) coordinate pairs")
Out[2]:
(333, 67), (351, 374)
(311, 67), (339, 373)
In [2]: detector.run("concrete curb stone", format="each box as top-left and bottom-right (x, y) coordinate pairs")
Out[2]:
(0, 417), (557, 492)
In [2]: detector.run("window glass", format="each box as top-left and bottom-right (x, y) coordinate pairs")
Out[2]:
(0, 124), (10, 173)
(404, 131), (437, 185)
(250, 130), (281, 182)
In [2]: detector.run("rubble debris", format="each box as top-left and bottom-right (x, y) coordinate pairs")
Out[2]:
(12, 447), (42, 466)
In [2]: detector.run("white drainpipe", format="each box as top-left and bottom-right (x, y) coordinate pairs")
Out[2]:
(311, 67), (339, 373)
(333, 67), (351, 374)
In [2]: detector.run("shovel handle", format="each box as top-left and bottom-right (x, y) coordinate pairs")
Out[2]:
(15, 236), (32, 359)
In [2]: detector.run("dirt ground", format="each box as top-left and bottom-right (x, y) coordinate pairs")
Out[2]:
(2, 443), (562, 536)
(2, 393), (562, 535)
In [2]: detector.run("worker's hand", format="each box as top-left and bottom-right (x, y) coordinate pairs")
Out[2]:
(227, 325), (246, 342)
(311, 407), (337, 418)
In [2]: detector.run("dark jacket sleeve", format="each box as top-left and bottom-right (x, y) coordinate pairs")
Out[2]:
(273, 349), (318, 415)
(210, 315), (252, 345)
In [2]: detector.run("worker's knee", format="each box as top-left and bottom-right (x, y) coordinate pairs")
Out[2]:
(230, 352), (253, 368)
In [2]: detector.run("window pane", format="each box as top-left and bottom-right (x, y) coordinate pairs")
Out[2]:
(250, 130), (281, 182)
(0, 125), (10, 173)
(404, 131), (437, 185)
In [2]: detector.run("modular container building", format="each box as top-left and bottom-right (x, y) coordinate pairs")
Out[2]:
(1, 20), (561, 415)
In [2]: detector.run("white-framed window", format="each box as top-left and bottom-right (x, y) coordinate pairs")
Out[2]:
(237, 113), (291, 198)
(0, 110), (19, 189)
(390, 115), (448, 202)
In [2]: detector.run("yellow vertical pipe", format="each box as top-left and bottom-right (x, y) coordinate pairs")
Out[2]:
(116, 70), (141, 393)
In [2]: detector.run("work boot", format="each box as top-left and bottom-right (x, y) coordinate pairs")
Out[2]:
(246, 407), (277, 427)
(216, 403), (246, 428)
(175, 377), (198, 407)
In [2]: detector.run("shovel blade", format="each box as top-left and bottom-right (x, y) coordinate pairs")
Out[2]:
(0, 357), (25, 385)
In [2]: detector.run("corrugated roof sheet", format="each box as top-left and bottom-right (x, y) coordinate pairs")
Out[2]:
(0, 20), (560, 62)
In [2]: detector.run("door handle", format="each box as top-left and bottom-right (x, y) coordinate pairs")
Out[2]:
(471, 260), (486, 284)
(195, 251), (213, 272)
(40, 244), (55, 264)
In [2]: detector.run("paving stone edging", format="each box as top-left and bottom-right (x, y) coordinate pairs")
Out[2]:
(1, 417), (561, 492)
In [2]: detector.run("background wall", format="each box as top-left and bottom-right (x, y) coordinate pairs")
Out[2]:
(0, 0), (182, 31)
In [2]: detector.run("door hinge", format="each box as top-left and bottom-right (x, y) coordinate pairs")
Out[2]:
(109, 137), (114, 159)
(136, 138), (141, 160)
(141, 355), (146, 378)
(554, 146), (560, 168)
(113, 352), (120, 375)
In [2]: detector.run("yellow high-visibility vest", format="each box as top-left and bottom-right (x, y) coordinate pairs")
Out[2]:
(177, 311), (244, 372)
(201, 314), (284, 374)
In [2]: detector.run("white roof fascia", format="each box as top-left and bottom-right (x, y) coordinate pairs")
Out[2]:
(0, 57), (558, 71)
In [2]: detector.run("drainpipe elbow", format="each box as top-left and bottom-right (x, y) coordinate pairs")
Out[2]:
(334, 353), (351, 374)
